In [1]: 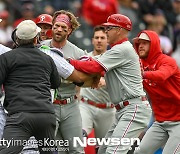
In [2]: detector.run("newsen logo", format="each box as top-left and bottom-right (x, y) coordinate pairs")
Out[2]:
(73, 137), (140, 147)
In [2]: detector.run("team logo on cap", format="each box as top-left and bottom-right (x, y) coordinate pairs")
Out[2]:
(41, 16), (45, 21)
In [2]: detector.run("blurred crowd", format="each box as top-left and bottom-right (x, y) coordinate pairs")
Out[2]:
(0, 0), (179, 62)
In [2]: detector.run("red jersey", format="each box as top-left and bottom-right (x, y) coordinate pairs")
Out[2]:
(82, 0), (118, 27)
(134, 30), (180, 122)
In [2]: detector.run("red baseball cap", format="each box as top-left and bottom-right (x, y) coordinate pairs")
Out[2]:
(103, 14), (132, 31)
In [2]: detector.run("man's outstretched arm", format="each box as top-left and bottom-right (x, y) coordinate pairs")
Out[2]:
(69, 58), (105, 74)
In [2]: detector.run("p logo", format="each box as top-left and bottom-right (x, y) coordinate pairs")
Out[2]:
(41, 16), (45, 22)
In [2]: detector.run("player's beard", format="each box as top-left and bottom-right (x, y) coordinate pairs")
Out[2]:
(96, 49), (102, 53)
(53, 33), (67, 43)
(95, 47), (105, 54)
(138, 50), (148, 59)
(95, 45), (103, 53)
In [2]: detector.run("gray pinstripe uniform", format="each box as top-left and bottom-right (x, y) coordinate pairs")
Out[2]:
(0, 95), (5, 139)
(41, 39), (87, 154)
(80, 52), (115, 140)
(96, 41), (152, 154)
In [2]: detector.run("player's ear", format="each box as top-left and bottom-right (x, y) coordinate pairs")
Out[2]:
(67, 28), (72, 35)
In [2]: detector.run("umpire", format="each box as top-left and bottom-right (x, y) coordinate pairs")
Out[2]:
(0, 20), (60, 154)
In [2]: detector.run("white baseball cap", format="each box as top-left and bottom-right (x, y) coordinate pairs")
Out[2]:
(133, 32), (150, 43)
(16, 20), (41, 40)
(0, 19), (2, 22)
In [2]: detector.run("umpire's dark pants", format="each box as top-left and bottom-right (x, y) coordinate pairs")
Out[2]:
(0, 112), (56, 154)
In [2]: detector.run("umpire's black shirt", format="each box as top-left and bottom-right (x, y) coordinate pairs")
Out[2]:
(0, 44), (60, 115)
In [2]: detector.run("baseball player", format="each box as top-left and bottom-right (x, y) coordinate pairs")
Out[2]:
(35, 14), (53, 41)
(133, 30), (180, 154)
(69, 14), (152, 154)
(79, 25), (115, 152)
(41, 10), (87, 154)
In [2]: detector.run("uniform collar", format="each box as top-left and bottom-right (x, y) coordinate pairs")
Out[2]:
(110, 38), (128, 48)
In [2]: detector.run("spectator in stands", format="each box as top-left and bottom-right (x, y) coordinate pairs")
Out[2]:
(82, 0), (118, 27)
(135, 0), (176, 26)
(172, 0), (180, 51)
(147, 11), (173, 56)
(118, 0), (142, 40)
(13, 2), (36, 27)
(172, 34), (180, 67)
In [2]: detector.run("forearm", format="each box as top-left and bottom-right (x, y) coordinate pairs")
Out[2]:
(81, 78), (94, 87)
(66, 69), (94, 83)
(76, 70), (96, 82)
(82, 75), (101, 88)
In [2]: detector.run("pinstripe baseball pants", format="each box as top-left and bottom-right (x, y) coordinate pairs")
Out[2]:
(0, 103), (6, 139)
(98, 98), (152, 154)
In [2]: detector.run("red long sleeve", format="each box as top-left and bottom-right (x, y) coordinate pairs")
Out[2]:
(70, 59), (105, 74)
(143, 58), (178, 81)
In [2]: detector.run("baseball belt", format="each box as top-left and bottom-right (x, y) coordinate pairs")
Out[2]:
(115, 96), (147, 111)
(81, 97), (114, 109)
(53, 95), (77, 105)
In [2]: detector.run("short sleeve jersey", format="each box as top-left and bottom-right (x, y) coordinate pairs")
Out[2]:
(0, 44), (11, 54)
(41, 40), (87, 99)
(80, 52), (111, 103)
(97, 41), (145, 104)
(39, 46), (74, 79)
(0, 44), (11, 99)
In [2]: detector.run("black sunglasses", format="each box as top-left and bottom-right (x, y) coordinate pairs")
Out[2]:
(106, 26), (120, 31)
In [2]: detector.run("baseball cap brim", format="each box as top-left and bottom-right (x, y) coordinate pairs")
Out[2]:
(102, 22), (120, 27)
(36, 26), (41, 33)
(133, 33), (150, 43)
